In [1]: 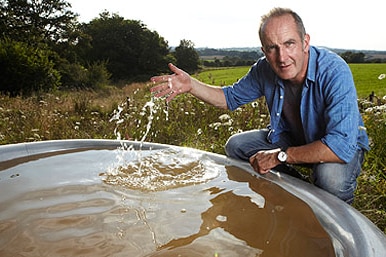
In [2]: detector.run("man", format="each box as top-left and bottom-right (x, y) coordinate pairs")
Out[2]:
(150, 7), (369, 204)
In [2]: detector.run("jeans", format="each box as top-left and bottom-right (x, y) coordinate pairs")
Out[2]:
(225, 129), (364, 204)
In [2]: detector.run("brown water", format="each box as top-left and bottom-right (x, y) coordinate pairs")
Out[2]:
(0, 148), (335, 257)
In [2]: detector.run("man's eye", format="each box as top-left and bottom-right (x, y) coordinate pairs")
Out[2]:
(285, 41), (295, 47)
(266, 46), (276, 52)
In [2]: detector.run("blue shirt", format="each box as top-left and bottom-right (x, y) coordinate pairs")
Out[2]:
(222, 46), (369, 163)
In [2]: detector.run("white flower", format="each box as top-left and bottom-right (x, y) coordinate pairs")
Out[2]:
(365, 107), (373, 112)
(219, 114), (231, 121)
(209, 122), (222, 130)
(223, 119), (233, 126)
(378, 73), (386, 80)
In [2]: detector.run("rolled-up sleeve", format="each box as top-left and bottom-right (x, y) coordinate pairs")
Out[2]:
(222, 62), (266, 111)
(320, 65), (361, 163)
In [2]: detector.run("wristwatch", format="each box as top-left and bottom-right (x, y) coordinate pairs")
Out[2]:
(277, 147), (288, 163)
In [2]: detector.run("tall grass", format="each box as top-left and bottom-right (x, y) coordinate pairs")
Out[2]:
(0, 64), (385, 233)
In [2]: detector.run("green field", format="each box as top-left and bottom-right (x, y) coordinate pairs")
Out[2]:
(349, 63), (386, 97)
(195, 63), (386, 99)
(195, 67), (251, 86)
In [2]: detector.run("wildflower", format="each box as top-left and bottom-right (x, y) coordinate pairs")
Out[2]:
(197, 128), (203, 135)
(223, 119), (233, 126)
(365, 107), (373, 113)
(219, 114), (231, 121)
(251, 102), (259, 108)
(378, 74), (385, 80)
(209, 122), (222, 130)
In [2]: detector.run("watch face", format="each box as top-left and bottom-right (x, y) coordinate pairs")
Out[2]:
(278, 151), (287, 162)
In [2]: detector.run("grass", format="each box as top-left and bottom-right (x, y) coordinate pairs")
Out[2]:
(0, 64), (385, 234)
(349, 63), (386, 97)
(195, 67), (251, 86)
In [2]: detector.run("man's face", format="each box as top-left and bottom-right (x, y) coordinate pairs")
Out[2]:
(261, 14), (310, 85)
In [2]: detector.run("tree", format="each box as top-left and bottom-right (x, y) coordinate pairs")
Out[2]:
(0, 38), (61, 96)
(340, 51), (365, 63)
(173, 39), (200, 73)
(78, 12), (170, 80)
(0, 0), (78, 46)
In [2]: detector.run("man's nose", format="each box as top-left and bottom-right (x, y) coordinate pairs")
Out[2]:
(277, 47), (288, 62)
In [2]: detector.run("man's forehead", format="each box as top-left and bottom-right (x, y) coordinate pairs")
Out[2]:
(262, 15), (299, 44)
(263, 14), (296, 31)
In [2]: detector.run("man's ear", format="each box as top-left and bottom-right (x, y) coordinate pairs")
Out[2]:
(303, 33), (310, 52)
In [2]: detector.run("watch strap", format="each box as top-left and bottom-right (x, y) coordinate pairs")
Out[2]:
(281, 146), (289, 152)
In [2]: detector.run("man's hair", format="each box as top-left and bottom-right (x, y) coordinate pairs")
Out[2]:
(259, 7), (306, 44)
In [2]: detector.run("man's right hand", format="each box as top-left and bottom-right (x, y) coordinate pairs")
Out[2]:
(150, 63), (192, 102)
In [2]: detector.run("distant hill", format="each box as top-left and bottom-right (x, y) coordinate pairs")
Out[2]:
(196, 47), (386, 63)
(326, 47), (386, 61)
(196, 47), (262, 60)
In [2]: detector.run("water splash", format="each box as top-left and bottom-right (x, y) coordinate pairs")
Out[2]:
(102, 148), (221, 191)
(139, 99), (156, 144)
(109, 102), (125, 141)
(104, 90), (222, 191)
(109, 94), (167, 149)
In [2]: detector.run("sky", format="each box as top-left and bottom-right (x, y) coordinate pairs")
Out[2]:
(69, 0), (385, 51)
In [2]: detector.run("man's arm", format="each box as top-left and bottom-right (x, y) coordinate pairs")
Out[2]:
(249, 140), (344, 174)
(150, 63), (228, 109)
(286, 140), (344, 164)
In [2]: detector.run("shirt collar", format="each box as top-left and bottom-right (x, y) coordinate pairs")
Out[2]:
(306, 46), (317, 85)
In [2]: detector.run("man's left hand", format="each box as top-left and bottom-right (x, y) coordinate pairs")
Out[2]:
(249, 148), (281, 174)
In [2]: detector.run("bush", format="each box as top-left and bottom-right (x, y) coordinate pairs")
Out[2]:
(86, 61), (111, 89)
(56, 59), (111, 90)
(0, 38), (61, 96)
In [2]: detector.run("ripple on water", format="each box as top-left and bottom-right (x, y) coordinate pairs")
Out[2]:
(101, 148), (222, 191)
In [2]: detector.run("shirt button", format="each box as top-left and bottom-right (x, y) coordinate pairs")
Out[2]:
(276, 113), (280, 116)
(280, 95), (283, 99)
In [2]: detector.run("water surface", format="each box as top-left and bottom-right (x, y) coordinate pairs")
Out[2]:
(0, 148), (335, 256)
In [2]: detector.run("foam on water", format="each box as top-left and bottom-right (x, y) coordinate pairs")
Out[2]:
(101, 148), (222, 191)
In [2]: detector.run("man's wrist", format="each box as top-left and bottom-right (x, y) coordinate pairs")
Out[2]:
(277, 147), (289, 163)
